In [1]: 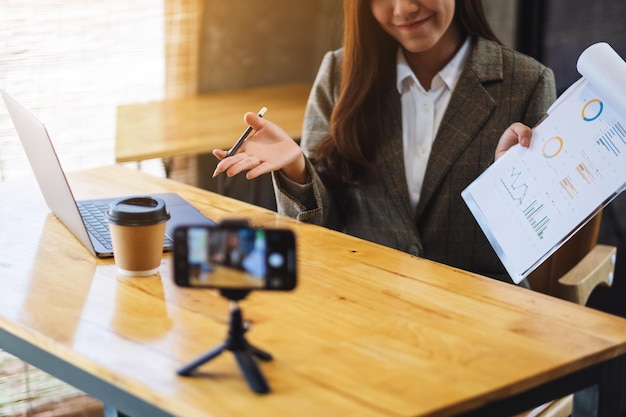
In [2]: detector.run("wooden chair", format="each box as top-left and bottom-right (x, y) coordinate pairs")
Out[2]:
(517, 211), (617, 417)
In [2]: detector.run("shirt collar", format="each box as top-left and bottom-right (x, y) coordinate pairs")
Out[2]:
(396, 36), (472, 94)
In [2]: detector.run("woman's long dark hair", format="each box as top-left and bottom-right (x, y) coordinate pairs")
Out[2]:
(314, 0), (500, 188)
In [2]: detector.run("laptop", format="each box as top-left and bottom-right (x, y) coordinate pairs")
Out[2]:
(1, 89), (215, 257)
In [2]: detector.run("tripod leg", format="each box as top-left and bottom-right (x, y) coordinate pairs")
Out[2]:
(248, 344), (273, 361)
(233, 350), (270, 394)
(177, 343), (226, 376)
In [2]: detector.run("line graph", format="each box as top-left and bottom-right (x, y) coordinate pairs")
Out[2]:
(500, 165), (528, 205)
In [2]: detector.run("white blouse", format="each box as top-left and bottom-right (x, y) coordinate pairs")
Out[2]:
(396, 37), (472, 212)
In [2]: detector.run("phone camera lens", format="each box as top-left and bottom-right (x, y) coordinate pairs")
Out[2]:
(268, 252), (284, 268)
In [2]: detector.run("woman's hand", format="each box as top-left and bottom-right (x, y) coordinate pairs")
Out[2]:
(494, 122), (533, 161)
(212, 112), (307, 183)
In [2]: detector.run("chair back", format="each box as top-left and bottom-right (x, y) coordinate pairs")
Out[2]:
(520, 210), (616, 416)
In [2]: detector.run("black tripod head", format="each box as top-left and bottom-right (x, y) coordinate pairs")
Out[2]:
(219, 289), (251, 302)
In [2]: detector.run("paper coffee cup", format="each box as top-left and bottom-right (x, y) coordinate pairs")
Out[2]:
(106, 196), (170, 276)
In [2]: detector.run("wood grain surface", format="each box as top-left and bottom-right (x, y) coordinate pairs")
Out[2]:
(1, 165), (625, 417)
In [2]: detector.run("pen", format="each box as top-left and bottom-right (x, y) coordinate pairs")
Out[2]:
(212, 107), (267, 178)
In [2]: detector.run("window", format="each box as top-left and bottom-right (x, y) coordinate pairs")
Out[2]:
(0, 0), (201, 181)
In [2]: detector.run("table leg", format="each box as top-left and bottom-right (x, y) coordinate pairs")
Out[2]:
(597, 354), (625, 417)
(104, 404), (131, 417)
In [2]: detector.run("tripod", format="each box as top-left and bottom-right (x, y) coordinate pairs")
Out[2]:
(176, 290), (273, 394)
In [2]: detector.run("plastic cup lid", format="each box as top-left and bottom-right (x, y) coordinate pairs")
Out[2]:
(105, 196), (170, 226)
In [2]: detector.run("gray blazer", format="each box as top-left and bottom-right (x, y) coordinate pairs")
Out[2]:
(274, 37), (556, 282)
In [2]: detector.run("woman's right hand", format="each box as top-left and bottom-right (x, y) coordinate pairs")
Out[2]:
(212, 112), (307, 183)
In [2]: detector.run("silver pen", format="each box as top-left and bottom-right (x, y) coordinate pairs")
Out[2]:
(212, 107), (267, 178)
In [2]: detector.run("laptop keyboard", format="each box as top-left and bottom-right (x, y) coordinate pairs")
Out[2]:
(78, 200), (113, 250)
(78, 199), (173, 251)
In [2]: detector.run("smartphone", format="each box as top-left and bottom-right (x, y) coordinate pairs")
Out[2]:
(173, 225), (297, 291)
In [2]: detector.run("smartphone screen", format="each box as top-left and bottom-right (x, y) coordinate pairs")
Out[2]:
(173, 225), (296, 290)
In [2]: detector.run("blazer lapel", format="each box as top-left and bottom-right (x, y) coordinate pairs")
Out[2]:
(415, 38), (502, 219)
(377, 88), (416, 225)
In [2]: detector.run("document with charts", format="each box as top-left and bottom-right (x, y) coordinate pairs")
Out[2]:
(462, 42), (626, 284)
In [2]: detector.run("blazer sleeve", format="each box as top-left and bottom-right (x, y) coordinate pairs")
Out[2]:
(272, 50), (343, 228)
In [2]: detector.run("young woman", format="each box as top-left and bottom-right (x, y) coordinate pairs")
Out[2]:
(213, 0), (556, 284)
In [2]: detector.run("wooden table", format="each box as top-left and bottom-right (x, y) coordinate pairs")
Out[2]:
(1, 165), (625, 417)
(115, 83), (310, 163)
